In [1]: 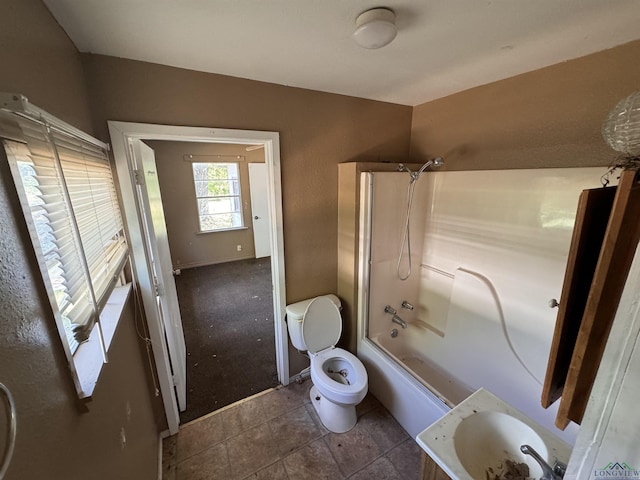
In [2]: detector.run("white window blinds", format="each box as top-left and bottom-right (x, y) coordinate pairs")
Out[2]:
(0, 110), (128, 353)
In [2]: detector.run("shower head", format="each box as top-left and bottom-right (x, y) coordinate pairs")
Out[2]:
(398, 157), (444, 182)
(414, 157), (445, 178)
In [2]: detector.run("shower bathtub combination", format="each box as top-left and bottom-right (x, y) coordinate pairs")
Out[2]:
(355, 165), (608, 442)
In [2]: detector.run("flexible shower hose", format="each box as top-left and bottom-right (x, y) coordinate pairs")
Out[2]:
(396, 179), (417, 281)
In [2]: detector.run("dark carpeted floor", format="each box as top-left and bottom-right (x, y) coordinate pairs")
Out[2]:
(175, 257), (278, 424)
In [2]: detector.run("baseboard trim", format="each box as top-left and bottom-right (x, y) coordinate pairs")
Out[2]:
(157, 431), (164, 480)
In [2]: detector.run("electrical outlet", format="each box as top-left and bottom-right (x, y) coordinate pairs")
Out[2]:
(237, 245), (242, 252)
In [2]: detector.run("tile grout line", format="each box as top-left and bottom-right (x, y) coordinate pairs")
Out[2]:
(169, 383), (421, 480)
(319, 435), (348, 479)
(200, 389), (314, 478)
(173, 385), (293, 466)
(336, 407), (410, 479)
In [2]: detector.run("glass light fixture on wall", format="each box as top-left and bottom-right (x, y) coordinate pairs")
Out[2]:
(602, 91), (640, 158)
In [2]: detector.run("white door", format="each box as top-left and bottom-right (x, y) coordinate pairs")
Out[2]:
(248, 163), (271, 258)
(134, 141), (187, 412)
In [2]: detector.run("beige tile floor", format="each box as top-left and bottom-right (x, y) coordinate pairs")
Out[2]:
(162, 379), (423, 479)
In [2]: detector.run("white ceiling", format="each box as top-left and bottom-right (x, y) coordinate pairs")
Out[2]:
(43, 0), (640, 106)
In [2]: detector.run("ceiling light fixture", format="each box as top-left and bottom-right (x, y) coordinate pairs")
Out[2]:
(353, 8), (398, 50)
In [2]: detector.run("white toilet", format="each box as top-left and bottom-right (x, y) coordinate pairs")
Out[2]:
(286, 294), (368, 433)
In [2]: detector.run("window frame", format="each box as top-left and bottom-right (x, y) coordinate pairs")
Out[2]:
(0, 96), (130, 399)
(191, 161), (245, 233)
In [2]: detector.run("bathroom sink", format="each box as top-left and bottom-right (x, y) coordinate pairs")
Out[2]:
(416, 388), (571, 480)
(453, 411), (547, 478)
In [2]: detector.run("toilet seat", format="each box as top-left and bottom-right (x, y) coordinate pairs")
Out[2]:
(310, 347), (368, 405)
(304, 296), (367, 405)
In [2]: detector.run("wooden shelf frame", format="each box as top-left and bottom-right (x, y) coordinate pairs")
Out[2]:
(542, 167), (640, 429)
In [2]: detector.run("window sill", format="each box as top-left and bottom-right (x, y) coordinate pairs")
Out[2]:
(196, 226), (249, 234)
(74, 283), (132, 400)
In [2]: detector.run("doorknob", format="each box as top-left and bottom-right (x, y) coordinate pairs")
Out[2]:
(254, 216), (259, 220)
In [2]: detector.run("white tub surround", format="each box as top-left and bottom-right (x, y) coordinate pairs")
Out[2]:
(358, 168), (616, 446)
(417, 388), (572, 480)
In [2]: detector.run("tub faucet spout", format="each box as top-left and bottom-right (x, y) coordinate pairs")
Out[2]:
(391, 315), (407, 329)
(384, 305), (407, 328)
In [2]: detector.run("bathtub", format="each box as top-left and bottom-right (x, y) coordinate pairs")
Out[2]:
(372, 326), (472, 407)
(357, 322), (472, 438)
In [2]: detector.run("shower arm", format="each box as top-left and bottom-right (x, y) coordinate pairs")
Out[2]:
(397, 157), (443, 182)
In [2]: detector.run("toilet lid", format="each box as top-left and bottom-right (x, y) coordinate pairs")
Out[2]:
(302, 296), (342, 354)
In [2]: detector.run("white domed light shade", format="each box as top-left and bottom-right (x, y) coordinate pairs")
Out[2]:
(353, 8), (398, 49)
(602, 91), (640, 157)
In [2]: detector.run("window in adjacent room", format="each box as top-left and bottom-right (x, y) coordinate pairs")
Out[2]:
(191, 162), (244, 232)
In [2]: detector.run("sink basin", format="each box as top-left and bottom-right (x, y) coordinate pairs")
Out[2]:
(416, 388), (571, 480)
(454, 411), (548, 478)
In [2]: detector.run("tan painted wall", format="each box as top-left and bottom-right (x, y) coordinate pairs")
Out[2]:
(0, 0), (93, 132)
(144, 141), (265, 269)
(410, 40), (640, 171)
(0, 1), (161, 478)
(80, 55), (413, 375)
(81, 54), (413, 304)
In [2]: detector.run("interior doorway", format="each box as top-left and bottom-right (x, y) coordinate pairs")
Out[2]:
(143, 139), (277, 423)
(109, 121), (288, 435)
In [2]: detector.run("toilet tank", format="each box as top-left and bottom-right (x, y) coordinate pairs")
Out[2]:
(286, 294), (341, 351)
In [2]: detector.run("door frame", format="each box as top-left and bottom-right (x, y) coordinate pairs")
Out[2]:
(108, 121), (288, 434)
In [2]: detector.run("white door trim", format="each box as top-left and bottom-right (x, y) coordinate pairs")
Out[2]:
(108, 121), (288, 434)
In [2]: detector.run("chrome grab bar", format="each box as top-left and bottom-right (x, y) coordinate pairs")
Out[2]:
(0, 382), (17, 480)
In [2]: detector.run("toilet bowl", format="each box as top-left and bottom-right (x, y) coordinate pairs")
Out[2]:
(286, 295), (368, 433)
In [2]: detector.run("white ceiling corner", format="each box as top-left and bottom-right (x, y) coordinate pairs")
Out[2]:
(43, 0), (640, 106)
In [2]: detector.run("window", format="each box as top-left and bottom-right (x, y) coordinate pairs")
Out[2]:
(0, 103), (128, 397)
(192, 162), (244, 232)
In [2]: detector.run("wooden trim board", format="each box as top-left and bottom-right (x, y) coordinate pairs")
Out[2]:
(556, 167), (640, 428)
(541, 186), (616, 408)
